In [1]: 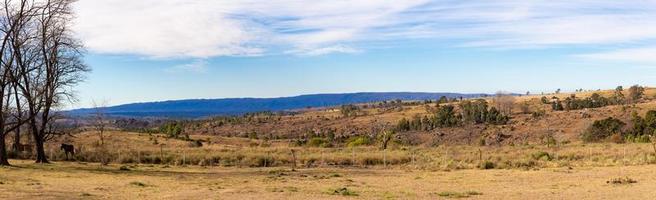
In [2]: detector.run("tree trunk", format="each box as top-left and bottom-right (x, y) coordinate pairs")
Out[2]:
(34, 138), (48, 163)
(13, 84), (21, 154)
(12, 127), (19, 153)
(0, 136), (10, 166)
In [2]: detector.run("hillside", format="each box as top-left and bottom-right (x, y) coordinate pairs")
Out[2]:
(181, 87), (656, 146)
(68, 92), (488, 118)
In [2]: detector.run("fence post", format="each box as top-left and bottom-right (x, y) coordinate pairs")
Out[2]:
(291, 149), (297, 171)
(411, 149), (415, 167)
(383, 149), (387, 168)
(352, 148), (355, 166)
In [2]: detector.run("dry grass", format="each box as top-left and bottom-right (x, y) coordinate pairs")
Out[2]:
(14, 131), (656, 172)
(1, 160), (656, 199)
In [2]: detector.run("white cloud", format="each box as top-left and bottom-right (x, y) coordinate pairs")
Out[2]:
(289, 45), (361, 56)
(166, 60), (208, 73)
(576, 47), (656, 64)
(73, 0), (263, 58)
(73, 0), (656, 58)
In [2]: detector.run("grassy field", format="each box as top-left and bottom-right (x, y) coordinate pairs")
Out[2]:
(25, 131), (656, 171)
(1, 159), (655, 199)
(0, 131), (654, 199)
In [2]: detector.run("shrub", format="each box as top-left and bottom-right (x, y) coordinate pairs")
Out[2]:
(541, 96), (549, 104)
(341, 104), (360, 117)
(531, 151), (552, 161)
(307, 137), (331, 148)
(330, 187), (358, 196)
(435, 191), (482, 198)
(188, 140), (203, 148)
(581, 117), (626, 142)
(626, 134), (651, 143)
(129, 181), (148, 187)
(607, 177), (637, 185)
(249, 155), (275, 167)
(479, 161), (496, 169)
(531, 110), (545, 119)
(609, 133), (624, 143)
(346, 136), (371, 147)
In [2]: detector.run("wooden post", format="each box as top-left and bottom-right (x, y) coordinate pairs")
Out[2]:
(411, 149), (415, 167)
(291, 149), (297, 171)
(383, 149), (387, 168)
(352, 148), (355, 166)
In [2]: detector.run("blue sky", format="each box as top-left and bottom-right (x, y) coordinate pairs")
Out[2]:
(70, 1), (656, 108)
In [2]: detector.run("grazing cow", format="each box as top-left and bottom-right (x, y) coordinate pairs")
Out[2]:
(60, 144), (75, 160)
(13, 143), (33, 153)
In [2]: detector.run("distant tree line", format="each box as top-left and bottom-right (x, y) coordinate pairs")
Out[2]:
(547, 85), (645, 112)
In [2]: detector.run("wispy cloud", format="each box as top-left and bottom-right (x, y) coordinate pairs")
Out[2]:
(166, 60), (208, 73)
(576, 47), (656, 64)
(288, 45), (361, 56)
(73, 0), (656, 59)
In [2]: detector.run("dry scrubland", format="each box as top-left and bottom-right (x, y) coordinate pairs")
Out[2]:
(31, 131), (656, 170)
(3, 131), (656, 199)
(5, 88), (656, 199)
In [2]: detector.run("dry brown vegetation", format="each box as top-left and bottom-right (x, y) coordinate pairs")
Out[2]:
(2, 160), (656, 199)
(186, 87), (656, 145)
(4, 87), (656, 199)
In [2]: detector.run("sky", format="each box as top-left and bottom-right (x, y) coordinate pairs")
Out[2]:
(70, 0), (656, 109)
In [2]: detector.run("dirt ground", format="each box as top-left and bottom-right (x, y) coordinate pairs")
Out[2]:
(0, 160), (654, 199)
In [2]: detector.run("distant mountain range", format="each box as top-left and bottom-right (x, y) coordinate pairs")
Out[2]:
(67, 92), (490, 118)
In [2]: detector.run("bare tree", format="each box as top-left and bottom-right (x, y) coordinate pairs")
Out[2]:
(627, 85), (644, 104)
(0, 0), (41, 166)
(91, 99), (108, 145)
(493, 91), (515, 116)
(11, 0), (89, 163)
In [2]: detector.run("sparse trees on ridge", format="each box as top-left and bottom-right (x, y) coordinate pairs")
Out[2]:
(493, 91), (515, 116)
(628, 85), (645, 104)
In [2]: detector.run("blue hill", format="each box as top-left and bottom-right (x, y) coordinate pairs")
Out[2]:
(68, 92), (489, 118)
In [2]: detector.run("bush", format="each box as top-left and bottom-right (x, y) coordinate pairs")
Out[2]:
(479, 161), (496, 169)
(119, 165), (131, 171)
(330, 187), (358, 196)
(249, 155), (275, 167)
(581, 117), (626, 142)
(607, 177), (637, 185)
(346, 136), (371, 147)
(531, 151), (552, 161)
(626, 134), (651, 143)
(307, 137), (331, 148)
(435, 191), (482, 198)
(129, 181), (148, 187)
(609, 133), (624, 143)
